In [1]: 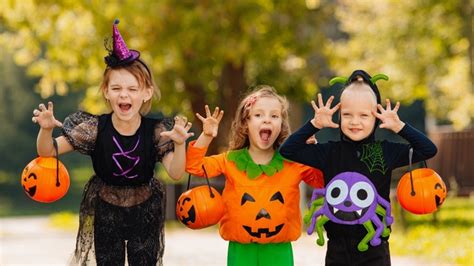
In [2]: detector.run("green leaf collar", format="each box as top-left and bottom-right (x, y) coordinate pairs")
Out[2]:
(227, 148), (286, 179)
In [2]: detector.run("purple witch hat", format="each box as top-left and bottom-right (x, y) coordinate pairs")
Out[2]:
(104, 19), (140, 67)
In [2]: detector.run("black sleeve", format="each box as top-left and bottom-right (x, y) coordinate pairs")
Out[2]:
(280, 120), (329, 169)
(386, 123), (438, 169)
(61, 111), (99, 155)
(153, 117), (175, 162)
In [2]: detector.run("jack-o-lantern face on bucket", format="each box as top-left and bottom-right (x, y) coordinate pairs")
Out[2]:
(239, 191), (286, 240)
(397, 168), (447, 214)
(434, 182), (447, 207)
(21, 157), (70, 203)
(176, 185), (224, 229)
(22, 170), (38, 197)
(176, 196), (196, 225)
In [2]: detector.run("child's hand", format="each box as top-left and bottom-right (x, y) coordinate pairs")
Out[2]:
(310, 94), (340, 129)
(160, 116), (194, 145)
(373, 99), (405, 133)
(306, 135), (318, 144)
(32, 102), (63, 129)
(195, 105), (224, 138)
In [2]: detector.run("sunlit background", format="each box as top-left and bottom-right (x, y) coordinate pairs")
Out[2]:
(1, 0), (473, 265)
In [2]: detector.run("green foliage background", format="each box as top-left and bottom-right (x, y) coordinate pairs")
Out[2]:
(0, 0), (472, 204)
(1, 0), (471, 128)
(0, 1), (472, 263)
(390, 197), (474, 265)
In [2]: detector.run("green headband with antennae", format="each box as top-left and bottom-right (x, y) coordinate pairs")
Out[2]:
(329, 77), (348, 86)
(370, 73), (389, 83)
(329, 73), (389, 86)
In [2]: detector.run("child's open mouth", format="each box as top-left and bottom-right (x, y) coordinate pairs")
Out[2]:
(119, 103), (132, 112)
(350, 128), (361, 133)
(259, 129), (272, 142)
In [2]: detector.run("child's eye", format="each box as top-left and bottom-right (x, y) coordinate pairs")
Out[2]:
(272, 115), (280, 119)
(254, 113), (261, 118)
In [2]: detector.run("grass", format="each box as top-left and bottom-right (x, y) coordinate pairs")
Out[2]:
(49, 211), (79, 230)
(390, 196), (474, 265)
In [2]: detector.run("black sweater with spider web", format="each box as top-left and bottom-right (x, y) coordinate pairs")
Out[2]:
(280, 121), (437, 240)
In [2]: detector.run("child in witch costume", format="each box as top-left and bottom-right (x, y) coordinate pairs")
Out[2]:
(280, 70), (437, 266)
(186, 85), (324, 266)
(31, 19), (193, 265)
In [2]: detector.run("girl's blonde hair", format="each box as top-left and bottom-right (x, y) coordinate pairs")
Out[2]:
(100, 59), (160, 115)
(229, 85), (290, 150)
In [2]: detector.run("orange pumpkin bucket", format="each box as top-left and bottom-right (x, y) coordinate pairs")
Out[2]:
(397, 149), (447, 214)
(176, 166), (224, 229)
(21, 157), (70, 203)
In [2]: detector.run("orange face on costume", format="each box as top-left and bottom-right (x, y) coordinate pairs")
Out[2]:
(218, 184), (294, 244)
(239, 190), (286, 240)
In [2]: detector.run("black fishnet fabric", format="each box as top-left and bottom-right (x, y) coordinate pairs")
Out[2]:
(62, 111), (173, 265)
(62, 111), (98, 155)
(71, 176), (166, 266)
(153, 117), (175, 163)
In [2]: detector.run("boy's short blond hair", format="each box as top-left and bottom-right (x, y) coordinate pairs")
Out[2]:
(341, 80), (378, 107)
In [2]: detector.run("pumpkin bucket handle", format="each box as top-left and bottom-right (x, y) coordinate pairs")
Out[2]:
(52, 138), (60, 187)
(407, 147), (428, 196)
(186, 165), (215, 198)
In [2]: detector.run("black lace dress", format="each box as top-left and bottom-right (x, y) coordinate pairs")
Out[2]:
(62, 111), (174, 266)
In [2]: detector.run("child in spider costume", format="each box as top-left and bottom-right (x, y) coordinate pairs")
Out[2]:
(186, 85), (324, 266)
(304, 171), (392, 252)
(31, 19), (193, 265)
(280, 70), (437, 266)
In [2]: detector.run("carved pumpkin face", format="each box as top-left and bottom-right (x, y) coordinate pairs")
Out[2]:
(397, 168), (447, 214)
(21, 157), (70, 203)
(237, 190), (286, 241)
(176, 185), (224, 229)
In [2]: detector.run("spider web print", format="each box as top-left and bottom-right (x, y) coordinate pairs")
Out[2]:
(360, 142), (387, 174)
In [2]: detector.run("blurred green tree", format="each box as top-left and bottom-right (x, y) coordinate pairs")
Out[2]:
(326, 0), (473, 130)
(0, 45), (87, 174)
(0, 44), (39, 173)
(1, 0), (471, 145)
(0, 0), (334, 151)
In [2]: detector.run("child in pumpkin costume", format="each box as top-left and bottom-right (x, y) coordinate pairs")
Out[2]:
(186, 85), (324, 266)
(32, 20), (193, 265)
(280, 70), (437, 265)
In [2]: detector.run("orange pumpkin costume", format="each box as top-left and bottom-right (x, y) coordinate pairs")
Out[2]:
(186, 140), (324, 244)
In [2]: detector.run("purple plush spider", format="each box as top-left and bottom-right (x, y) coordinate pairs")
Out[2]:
(304, 171), (393, 251)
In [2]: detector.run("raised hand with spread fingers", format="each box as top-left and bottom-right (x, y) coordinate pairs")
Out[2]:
(33, 102), (74, 157)
(193, 105), (225, 148)
(32, 102), (63, 129)
(373, 99), (406, 133)
(310, 93), (340, 129)
(160, 115), (194, 180)
(160, 116), (194, 145)
(196, 105), (225, 138)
